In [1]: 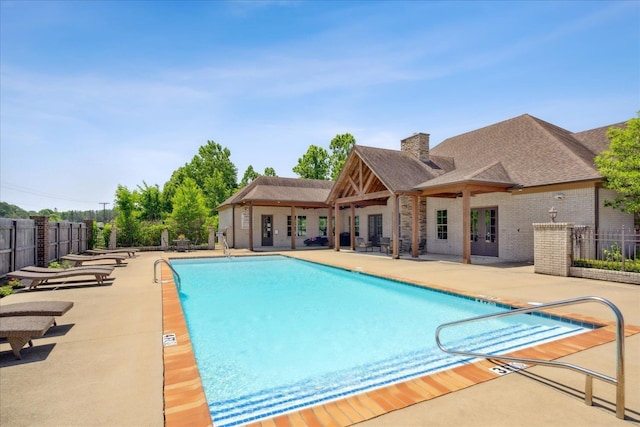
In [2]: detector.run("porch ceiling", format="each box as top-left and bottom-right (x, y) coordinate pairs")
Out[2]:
(419, 181), (512, 198)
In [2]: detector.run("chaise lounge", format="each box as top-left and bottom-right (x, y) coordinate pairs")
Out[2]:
(21, 266), (114, 274)
(0, 301), (74, 326)
(0, 315), (55, 359)
(85, 248), (139, 257)
(61, 254), (127, 267)
(7, 268), (114, 290)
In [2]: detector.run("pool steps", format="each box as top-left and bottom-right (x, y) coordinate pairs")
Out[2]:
(210, 322), (587, 426)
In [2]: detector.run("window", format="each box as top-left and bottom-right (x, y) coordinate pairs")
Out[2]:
(368, 214), (382, 238)
(319, 216), (327, 236)
(287, 215), (307, 236)
(296, 216), (307, 236)
(348, 216), (360, 236)
(437, 210), (448, 240)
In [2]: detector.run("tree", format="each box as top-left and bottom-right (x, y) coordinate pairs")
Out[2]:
(169, 177), (209, 241)
(595, 113), (640, 218)
(292, 145), (330, 180)
(114, 185), (140, 246)
(263, 167), (277, 176)
(137, 181), (164, 221)
(189, 141), (237, 214)
(240, 165), (260, 187)
(329, 133), (356, 180)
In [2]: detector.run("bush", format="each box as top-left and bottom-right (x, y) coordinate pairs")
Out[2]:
(0, 285), (12, 298)
(138, 221), (166, 246)
(102, 223), (112, 248)
(48, 260), (72, 269)
(573, 258), (640, 273)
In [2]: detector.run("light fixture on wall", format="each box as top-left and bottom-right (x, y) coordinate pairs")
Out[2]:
(554, 193), (565, 200)
(548, 206), (557, 223)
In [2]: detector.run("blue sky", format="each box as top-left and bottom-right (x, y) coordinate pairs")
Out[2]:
(1, 1), (638, 212)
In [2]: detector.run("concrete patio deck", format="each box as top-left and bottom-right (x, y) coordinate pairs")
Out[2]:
(1, 248), (638, 426)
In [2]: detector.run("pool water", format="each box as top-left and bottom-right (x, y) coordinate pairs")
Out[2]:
(172, 256), (592, 426)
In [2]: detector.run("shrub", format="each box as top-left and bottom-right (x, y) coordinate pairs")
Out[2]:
(573, 258), (640, 273)
(8, 278), (24, 288)
(0, 285), (12, 298)
(48, 260), (72, 269)
(138, 221), (166, 246)
(102, 223), (112, 248)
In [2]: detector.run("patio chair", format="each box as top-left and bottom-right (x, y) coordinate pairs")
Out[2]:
(0, 315), (55, 359)
(61, 254), (126, 267)
(0, 301), (73, 326)
(7, 268), (113, 290)
(379, 237), (391, 254)
(356, 237), (373, 252)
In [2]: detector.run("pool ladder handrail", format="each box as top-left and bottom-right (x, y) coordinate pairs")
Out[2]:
(435, 296), (625, 419)
(221, 234), (231, 258)
(153, 259), (182, 291)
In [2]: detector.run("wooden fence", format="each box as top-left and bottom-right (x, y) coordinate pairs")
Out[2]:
(0, 217), (89, 278)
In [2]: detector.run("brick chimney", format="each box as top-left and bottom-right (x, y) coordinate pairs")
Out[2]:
(401, 133), (430, 163)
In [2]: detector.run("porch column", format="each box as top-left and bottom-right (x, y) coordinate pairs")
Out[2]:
(392, 193), (399, 259)
(248, 202), (254, 251)
(411, 195), (419, 258)
(350, 204), (355, 250)
(334, 202), (341, 251)
(327, 209), (333, 248)
(462, 188), (471, 264)
(291, 206), (296, 250)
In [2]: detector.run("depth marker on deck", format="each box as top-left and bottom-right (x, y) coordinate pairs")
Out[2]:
(163, 333), (177, 347)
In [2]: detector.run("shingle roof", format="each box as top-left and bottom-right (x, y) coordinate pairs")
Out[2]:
(428, 114), (605, 188)
(572, 121), (626, 155)
(218, 176), (333, 208)
(354, 145), (445, 192)
(417, 161), (515, 190)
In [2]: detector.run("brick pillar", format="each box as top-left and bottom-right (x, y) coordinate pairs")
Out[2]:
(30, 215), (50, 267)
(533, 223), (574, 276)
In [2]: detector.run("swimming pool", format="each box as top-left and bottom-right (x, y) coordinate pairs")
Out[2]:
(172, 256), (593, 426)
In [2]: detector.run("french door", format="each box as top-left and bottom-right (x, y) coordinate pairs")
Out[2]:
(470, 207), (498, 257)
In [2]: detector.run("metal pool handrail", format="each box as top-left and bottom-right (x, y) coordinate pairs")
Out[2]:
(221, 234), (231, 258)
(435, 296), (626, 419)
(153, 259), (182, 291)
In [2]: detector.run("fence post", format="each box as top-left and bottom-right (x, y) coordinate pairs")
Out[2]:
(621, 225), (626, 271)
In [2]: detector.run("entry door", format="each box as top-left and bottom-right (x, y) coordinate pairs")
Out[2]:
(368, 214), (383, 240)
(470, 208), (498, 257)
(261, 215), (273, 246)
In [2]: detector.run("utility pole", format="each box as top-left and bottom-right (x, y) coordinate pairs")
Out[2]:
(99, 202), (110, 223)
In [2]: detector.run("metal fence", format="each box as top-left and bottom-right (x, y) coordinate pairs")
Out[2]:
(572, 226), (640, 271)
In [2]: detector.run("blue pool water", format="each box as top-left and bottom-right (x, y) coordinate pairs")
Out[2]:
(172, 256), (592, 426)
